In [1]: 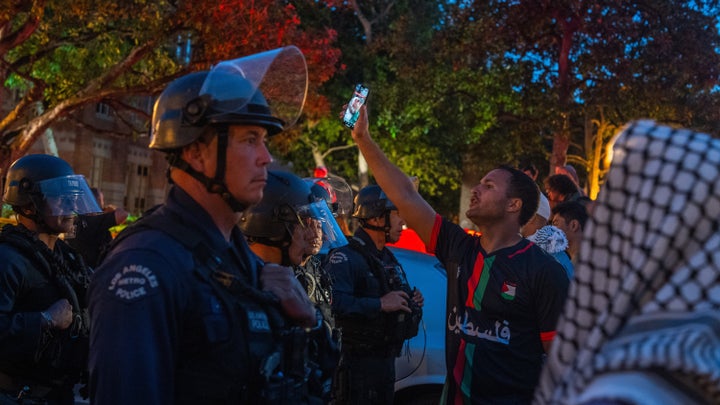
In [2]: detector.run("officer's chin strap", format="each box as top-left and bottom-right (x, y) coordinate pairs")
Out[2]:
(168, 131), (247, 212)
(16, 202), (62, 236)
(361, 211), (393, 243)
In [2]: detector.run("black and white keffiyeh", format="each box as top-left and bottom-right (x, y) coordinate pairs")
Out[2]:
(528, 225), (569, 254)
(534, 120), (720, 404)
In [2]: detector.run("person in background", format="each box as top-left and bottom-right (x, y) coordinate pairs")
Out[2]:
(550, 200), (588, 262)
(326, 184), (424, 405)
(239, 170), (347, 403)
(88, 47), (317, 404)
(521, 194), (574, 279)
(0, 154), (100, 404)
(521, 163), (539, 182)
(554, 164), (584, 195)
(527, 225), (573, 280)
(520, 192), (551, 237)
(535, 121), (720, 405)
(66, 187), (128, 268)
(346, 104), (568, 404)
(544, 173), (581, 209)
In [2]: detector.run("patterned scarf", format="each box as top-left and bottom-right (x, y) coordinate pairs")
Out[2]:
(534, 120), (720, 404)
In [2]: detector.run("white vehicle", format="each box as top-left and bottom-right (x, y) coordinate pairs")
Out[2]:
(391, 246), (447, 405)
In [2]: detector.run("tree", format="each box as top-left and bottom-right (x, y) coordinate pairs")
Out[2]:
(0, 0), (339, 174)
(282, 0), (482, 215)
(437, 0), (720, 192)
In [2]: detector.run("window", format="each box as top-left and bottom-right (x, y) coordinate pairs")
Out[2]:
(90, 156), (104, 188)
(96, 102), (112, 119)
(126, 163), (149, 212)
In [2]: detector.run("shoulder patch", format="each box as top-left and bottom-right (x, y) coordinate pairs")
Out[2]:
(107, 264), (159, 302)
(328, 251), (348, 264)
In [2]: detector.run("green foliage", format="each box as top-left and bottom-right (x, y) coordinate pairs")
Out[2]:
(4, 1), (181, 107)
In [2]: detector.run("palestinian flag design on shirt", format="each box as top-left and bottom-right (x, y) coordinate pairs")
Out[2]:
(501, 281), (516, 300)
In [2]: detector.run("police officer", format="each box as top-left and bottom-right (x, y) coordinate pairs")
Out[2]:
(326, 185), (424, 405)
(0, 154), (101, 404)
(88, 47), (317, 404)
(240, 170), (347, 403)
(240, 170), (346, 268)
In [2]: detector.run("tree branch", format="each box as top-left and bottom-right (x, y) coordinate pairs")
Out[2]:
(321, 143), (356, 159)
(0, 0), (44, 55)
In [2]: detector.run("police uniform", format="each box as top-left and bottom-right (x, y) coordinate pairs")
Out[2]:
(327, 227), (420, 405)
(88, 187), (290, 404)
(0, 224), (90, 404)
(294, 256), (339, 402)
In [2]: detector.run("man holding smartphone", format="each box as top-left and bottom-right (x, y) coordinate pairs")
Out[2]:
(346, 104), (568, 404)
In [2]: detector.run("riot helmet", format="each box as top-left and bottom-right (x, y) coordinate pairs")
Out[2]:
(150, 46), (307, 150)
(352, 184), (399, 238)
(148, 46), (308, 212)
(352, 185), (397, 219)
(3, 154), (101, 227)
(239, 171), (346, 256)
(305, 175), (354, 218)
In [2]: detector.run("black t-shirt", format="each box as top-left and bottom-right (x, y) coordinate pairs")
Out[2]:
(67, 211), (117, 267)
(428, 215), (569, 404)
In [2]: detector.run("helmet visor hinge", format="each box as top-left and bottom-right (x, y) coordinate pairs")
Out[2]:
(183, 95), (211, 126)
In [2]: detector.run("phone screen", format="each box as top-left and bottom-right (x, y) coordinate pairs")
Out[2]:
(342, 84), (369, 129)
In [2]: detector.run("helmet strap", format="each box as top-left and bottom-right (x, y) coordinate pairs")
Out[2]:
(361, 212), (392, 242)
(15, 204), (59, 235)
(169, 130), (247, 212)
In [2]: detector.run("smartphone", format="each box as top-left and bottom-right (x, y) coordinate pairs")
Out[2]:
(342, 84), (369, 129)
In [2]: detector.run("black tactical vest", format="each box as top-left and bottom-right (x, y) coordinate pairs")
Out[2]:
(107, 209), (312, 404)
(335, 237), (422, 356)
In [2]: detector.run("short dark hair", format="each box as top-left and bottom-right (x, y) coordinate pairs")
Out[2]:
(498, 165), (539, 227)
(544, 174), (580, 199)
(521, 163), (538, 177)
(552, 200), (588, 229)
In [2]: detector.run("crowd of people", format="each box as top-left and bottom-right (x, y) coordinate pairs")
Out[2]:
(0, 46), (718, 405)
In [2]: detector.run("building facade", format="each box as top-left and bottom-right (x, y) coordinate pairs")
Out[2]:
(10, 97), (168, 216)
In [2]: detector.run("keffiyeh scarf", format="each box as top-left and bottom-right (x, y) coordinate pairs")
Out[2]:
(534, 120), (720, 404)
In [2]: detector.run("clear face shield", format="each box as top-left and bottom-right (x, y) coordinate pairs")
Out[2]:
(38, 175), (102, 216)
(297, 200), (348, 254)
(199, 45), (308, 129)
(305, 176), (354, 218)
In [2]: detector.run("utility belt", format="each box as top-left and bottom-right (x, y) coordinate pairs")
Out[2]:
(341, 343), (401, 358)
(0, 372), (56, 404)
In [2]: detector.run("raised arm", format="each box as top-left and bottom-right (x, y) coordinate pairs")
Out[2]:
(350, 105), (437, 246)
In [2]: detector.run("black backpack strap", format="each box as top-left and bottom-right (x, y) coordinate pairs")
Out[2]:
(346, 236), (391, 294)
